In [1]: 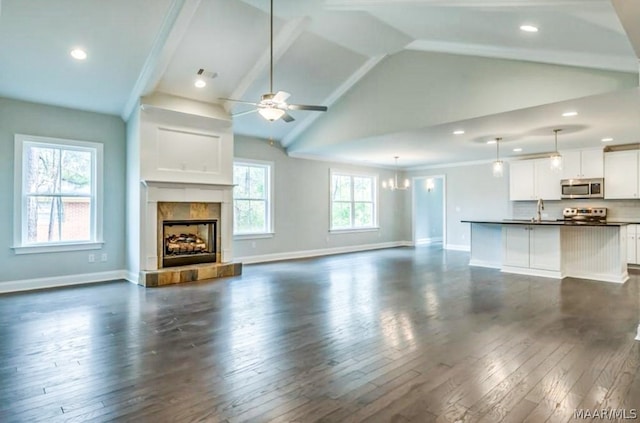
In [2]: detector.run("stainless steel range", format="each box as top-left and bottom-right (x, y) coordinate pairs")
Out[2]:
(562, 207), (607, 224)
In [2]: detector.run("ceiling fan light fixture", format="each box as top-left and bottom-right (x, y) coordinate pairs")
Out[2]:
(258, 107), (286, 121)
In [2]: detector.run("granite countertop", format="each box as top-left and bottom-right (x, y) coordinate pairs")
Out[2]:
(461, 219), (629, 227)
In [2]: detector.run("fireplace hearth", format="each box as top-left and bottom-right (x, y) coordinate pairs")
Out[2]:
(162, 219), (217, 268)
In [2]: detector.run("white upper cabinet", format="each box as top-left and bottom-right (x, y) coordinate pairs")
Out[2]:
(509, 158), (561, 201)
(509, 160), (535, 201)
(604, 150), (638, 199)
(580, 149), (604, 178)
(560, 148), (603, 179)
(534, 159), (562, 200)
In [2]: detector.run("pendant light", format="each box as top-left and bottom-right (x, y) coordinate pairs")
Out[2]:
(492, 137), (504, 178)
(382, 156), (410, 191)
(550, 129), (563, 171)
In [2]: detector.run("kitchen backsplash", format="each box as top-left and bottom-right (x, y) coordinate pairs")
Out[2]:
(511, 199), (640, 220)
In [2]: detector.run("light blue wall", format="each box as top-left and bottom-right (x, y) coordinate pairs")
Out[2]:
(234, 135), (408, 259)
(415, 177), (443, 242)
(0, 97), (126, 283)
(125, 104), (141, 279)
(407, 162), (511, 249)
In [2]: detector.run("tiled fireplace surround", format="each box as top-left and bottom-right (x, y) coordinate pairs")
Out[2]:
(138, 181), (241, 287)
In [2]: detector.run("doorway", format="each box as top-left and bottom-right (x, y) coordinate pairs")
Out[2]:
(412, 175), (446, 247)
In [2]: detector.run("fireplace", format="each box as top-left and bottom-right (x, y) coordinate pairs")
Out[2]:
(162, 219), (217, 268)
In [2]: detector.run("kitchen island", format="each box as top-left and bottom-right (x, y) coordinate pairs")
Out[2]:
(462, 220), (629, 284)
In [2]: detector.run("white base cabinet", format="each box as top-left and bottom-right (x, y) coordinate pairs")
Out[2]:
(627, 224), (639, 264)
(467, 222), (629, 283)
(503, 225), (561, 277)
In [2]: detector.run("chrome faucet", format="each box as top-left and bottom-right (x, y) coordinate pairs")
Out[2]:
(535, 198), (544, 222)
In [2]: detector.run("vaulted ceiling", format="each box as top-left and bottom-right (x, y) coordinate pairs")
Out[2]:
(0, 0), (639, 167)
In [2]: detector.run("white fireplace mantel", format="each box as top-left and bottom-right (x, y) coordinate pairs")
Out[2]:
(141, 180), (234, 271)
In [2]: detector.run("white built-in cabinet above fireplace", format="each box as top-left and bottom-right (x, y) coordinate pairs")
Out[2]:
(140, 93), (233, 186)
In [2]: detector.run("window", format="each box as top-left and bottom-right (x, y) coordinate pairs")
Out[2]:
(233, 160), (273, 236)
(13, 134), (103, 253)
(330, 171), (377, 231)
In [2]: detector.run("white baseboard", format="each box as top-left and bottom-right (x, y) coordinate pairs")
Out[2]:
(0, 270), (129, 294)
(502, 266), (562, 280)
(469, 259), (501, 269)
(125, 271), (139, 285)
(237, 241), (412, 264)
(416, 237), (443, 245)
(445, 244), (470, 252)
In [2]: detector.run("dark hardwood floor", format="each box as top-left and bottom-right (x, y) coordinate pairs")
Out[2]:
(1, 245), (639, 422)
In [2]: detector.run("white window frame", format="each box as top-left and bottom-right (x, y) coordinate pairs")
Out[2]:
(329, 169), (379, 233)
(233, 159), (274, 239)
(13, 134), (104, 254)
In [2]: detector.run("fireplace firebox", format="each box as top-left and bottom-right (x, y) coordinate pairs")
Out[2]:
(162, 219), (217, 268)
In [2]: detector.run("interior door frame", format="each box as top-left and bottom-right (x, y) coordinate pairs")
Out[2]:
(411, 174), (447, 247)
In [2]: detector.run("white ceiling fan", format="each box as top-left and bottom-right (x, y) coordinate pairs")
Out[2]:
(219, 0), (328, 123)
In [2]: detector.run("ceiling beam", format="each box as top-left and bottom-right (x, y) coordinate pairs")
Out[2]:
(281, 55), (385, 148)
(121, 0), (202, 121)
(407, 39), (638, 73)
(612, 0), (640, 60)
(223, 16), (310, 112)
(325, 0), (605, 9)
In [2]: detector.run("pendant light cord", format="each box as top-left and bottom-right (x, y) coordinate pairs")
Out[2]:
(554, 129), (561, 153)
(496, 137), (501, 160)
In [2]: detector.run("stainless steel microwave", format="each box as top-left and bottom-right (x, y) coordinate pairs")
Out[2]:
(560, 178), (604, 199)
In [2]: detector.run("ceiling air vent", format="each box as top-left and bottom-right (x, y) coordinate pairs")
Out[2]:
(197, 69), (218, 80)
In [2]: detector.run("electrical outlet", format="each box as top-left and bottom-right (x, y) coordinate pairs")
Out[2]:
(88, 254), (95, 263)
(101, 253), (108, 262)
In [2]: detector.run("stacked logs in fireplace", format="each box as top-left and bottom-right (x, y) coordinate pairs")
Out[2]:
(165, 233), (207, 255)
(162, 219), (217, 268)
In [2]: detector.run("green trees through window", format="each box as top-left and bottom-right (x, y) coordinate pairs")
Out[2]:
(331, 172), (376, 230)
(233, 162), (271, 234)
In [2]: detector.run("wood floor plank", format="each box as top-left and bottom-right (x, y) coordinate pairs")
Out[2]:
(0, 246), (639, 422)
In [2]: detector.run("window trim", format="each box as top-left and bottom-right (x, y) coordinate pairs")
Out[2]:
(232, 158), (274, 238)
(13, 134), (104, 254)
(329, 169), (379, 232)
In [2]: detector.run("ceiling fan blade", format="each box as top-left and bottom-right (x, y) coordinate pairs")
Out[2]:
(232, 109), (258, 118)
(281, 113), (295, 123)
(219, 97), (259, 106)
(287, 104), (328, 112)
(271, 91), (291, 104)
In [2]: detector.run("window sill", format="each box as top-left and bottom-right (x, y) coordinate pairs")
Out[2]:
(233, 233), (275, 241)
(329, 227), (380, 234)
(12, 242), (104, 255)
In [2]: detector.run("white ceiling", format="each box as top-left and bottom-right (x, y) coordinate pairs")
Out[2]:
(0, 0), (638, 167)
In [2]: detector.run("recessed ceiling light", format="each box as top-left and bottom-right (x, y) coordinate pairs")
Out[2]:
(520, 25), (538, 33)
(513, 148), (523, 152)
(486, 140), (497, 145)
(70, 48), (87, 61)
(562, 111), (578, 117)
(194, 79), (207, 88)
(453, 130), (465, 135)
(601, 137), (613, 142)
